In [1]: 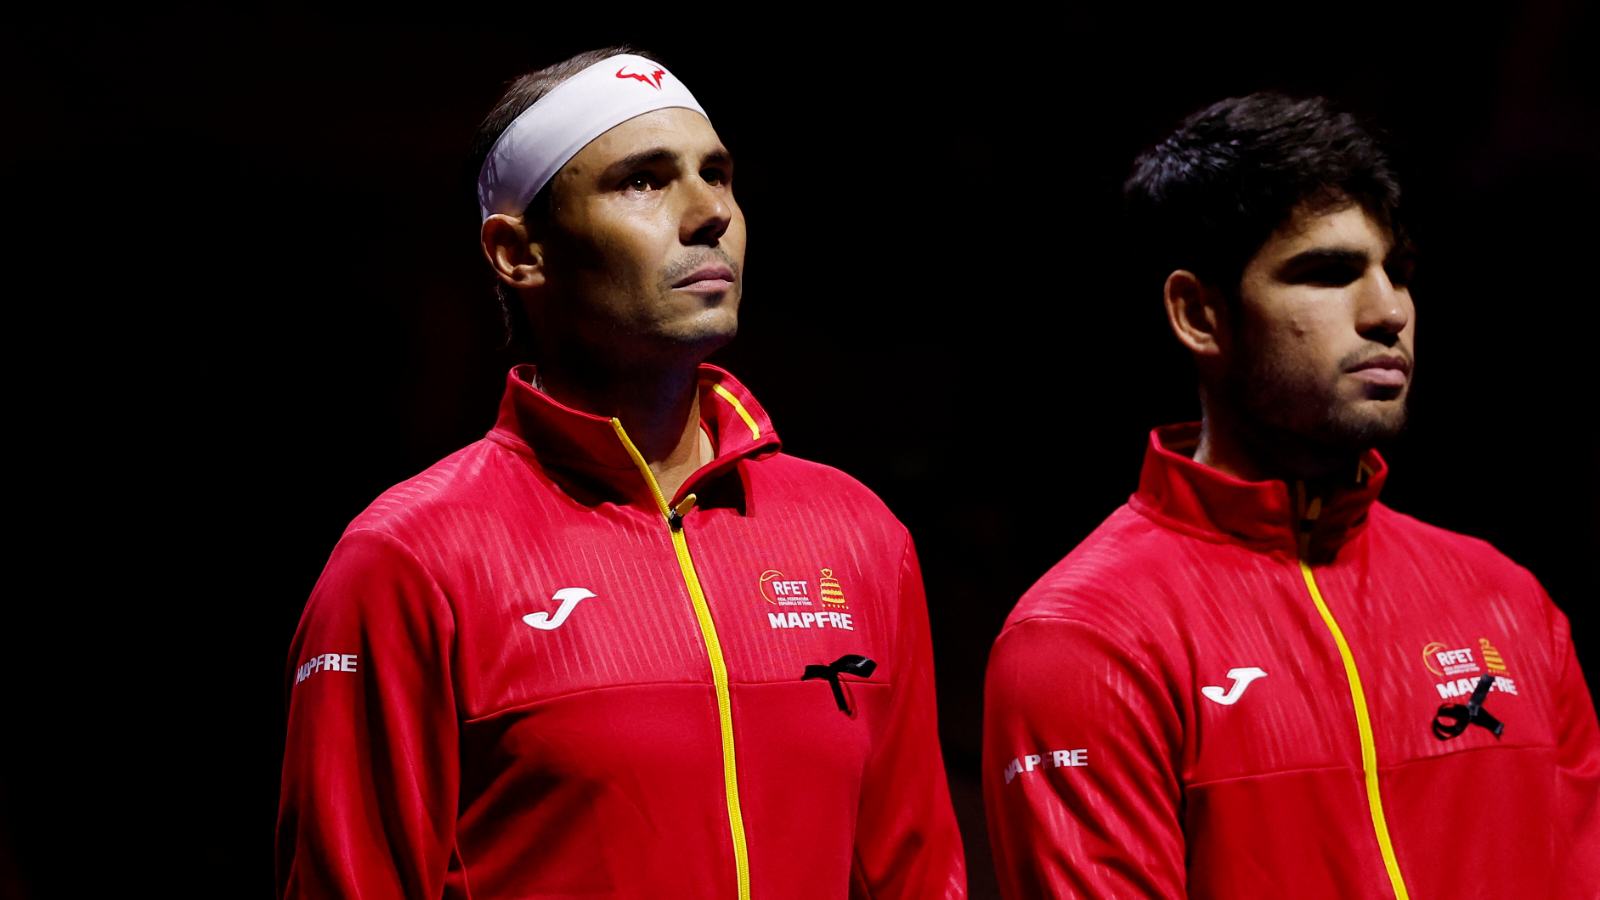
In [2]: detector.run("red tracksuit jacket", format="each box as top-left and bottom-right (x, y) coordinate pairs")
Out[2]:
(984, 424), (1600, 899)
(278, 364), (966, 899)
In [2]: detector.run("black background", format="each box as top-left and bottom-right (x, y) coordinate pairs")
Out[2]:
(5, 8), (1597, 898)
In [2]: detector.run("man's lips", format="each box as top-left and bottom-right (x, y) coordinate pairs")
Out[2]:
(672, 264), (736, 292)
(1347, 355), (1411, 387)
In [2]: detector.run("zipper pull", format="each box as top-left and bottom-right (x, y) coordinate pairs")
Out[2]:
(667, 493), (698, 529)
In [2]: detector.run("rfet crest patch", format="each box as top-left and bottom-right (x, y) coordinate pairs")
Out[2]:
(759, 566), (855, 631)
(1422, 636), (1519, 700)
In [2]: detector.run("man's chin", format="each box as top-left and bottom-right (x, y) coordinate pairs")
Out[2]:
(1324, 403), (1408, 449)
(662, 314), (739, 357)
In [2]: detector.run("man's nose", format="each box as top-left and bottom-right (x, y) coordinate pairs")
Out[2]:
(680, 175), (733, 245)
(1356, 267), (1410, 339)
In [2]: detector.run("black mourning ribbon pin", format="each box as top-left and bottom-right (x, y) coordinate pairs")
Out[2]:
(1432, 672), (1506, 741)
(803, 654), (876, 715)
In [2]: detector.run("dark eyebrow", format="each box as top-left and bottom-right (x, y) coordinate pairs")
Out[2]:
(1274, 247), (1370, 278)
(599, 148), (679, 183)
(597, 146), (734, 184)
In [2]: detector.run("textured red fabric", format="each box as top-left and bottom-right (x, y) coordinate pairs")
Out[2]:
(984, 423), (1600, 899)
(278, 364), (966, 899)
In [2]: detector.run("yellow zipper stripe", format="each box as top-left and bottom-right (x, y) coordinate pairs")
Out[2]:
(711, 383), (762, 441)
(610, 419), (751, 900)
(1298, 561), (1410, 900)
(668, 527), (750, 898)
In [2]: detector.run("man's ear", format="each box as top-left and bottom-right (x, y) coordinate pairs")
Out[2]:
(481, 214), (546, 291)
(1163, 269), (1227, 358)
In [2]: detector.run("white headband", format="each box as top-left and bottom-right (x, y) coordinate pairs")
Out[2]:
(477, 54), (708, 221)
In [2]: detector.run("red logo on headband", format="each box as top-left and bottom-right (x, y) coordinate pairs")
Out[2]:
(615, 66), (666, 89)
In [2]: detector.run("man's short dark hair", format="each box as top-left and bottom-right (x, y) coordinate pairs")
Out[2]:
(469, 44), (650, 349)
(1123, 93), (1405, 295)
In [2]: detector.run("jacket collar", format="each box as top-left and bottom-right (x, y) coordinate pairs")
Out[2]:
(1129, 423), (1387, 561)
(486, 363), (782, 511)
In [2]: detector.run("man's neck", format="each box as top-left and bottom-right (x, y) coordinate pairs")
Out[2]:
(534, 360), (714, 503)
(1194, 404), (1362, 488)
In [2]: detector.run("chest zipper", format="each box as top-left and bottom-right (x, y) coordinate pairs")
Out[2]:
(1294, 485), (1410, 899)
(610, 419), (751, 900)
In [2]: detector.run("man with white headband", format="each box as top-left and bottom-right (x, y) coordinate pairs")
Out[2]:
(277, 47), (968, 899)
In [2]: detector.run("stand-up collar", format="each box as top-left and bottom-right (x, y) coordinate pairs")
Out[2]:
(487, 363), (782, 509)
(1129, 423), (1388, 561)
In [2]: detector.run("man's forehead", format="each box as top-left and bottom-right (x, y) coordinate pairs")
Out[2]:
(1267, 203), (1395, 257)
(562, 108), (727, 177)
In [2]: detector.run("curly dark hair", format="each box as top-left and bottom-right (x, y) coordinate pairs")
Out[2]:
(1124, 93), (1406, 296)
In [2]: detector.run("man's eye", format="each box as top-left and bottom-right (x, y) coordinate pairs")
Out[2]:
(625, 173), (660, 192)
(1296, 265), (1362, 287)
(701, 167), (730, 186)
